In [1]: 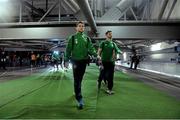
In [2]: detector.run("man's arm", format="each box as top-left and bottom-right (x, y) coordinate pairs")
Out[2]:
(97, 48), (102, 59)
(87, 37), (97, 57)
(114, 43), (122, 54)
(96, 41), (104, 65)
(112, 43), (123, 61)
(97, 41), (104, 59)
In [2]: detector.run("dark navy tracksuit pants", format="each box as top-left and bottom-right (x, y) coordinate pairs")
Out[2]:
(72, 60), (87, 101)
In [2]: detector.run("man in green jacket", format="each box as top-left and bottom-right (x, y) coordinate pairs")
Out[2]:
(65, 21), (97, 109)
(97, 30), (122, 95)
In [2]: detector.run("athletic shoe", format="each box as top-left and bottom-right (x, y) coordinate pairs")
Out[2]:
(106, 89), (111, 95)
(78, 99), (84, 110)
(110, 90), (115, 94)
(106, 90), (115, 95)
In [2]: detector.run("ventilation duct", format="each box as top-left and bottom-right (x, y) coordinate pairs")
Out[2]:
(75, 0), (97, 33)
(116, 0), (134, 12)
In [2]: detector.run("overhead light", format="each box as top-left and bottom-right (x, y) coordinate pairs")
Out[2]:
(0, 0), (8, 2)
(123, 52), (127, 61)
(53, 51), (59, 55)
(51, 39), (59, 41)
(151, 43), (162, 51)
(0, 0), (15, 22)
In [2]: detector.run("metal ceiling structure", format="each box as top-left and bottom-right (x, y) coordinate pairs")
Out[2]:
(1, 21), (180, 39)
(0, 0), (180, 51)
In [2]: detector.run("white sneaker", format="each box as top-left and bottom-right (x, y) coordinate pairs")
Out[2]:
(106, 90), (114, 95)
(106, 90), (111, 94)
(110, 90), (115, 94)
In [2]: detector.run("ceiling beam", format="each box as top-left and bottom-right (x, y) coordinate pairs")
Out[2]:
(22, 1), (45, 16)
(166, 0), (177, 20)
(38, 0), (59, 22)
(0, 21), (180, 40)
(158, 0), (169, 20)
(75, 0), (97, 33)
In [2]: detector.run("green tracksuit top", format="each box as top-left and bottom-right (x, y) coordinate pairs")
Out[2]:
(100, 39), (121, 62)
(65, 32), (97, 61)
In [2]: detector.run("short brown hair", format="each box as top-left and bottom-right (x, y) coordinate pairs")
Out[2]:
(105, 30), (112, 35)
(76, 21), (85, 27)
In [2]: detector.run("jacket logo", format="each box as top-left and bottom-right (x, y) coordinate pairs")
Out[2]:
(82, 35), (85, 39)
(75, 39), (78, 44)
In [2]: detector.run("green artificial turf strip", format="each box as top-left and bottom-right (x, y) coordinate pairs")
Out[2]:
(96, 72), (180, 119)
(0, 65), (180, 119)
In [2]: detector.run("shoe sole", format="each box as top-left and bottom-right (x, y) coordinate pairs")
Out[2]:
(105, 90), (115, 95)
(78, 104), (84, 110)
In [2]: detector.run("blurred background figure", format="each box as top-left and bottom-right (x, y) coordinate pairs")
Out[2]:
(0, 51), (7, 70)
(52, 51), (60, 70)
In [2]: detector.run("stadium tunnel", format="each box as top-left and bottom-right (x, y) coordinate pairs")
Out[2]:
(0, 0), (180, 119)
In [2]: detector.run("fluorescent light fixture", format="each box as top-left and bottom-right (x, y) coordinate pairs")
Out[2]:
(123, 52), (127, 61)
(151, 43), (162, 51)
(0, 0), (15, 22)
(51, 39), (59, 41)
(0, 0), (8, 2)
(53, 51), (59, 54)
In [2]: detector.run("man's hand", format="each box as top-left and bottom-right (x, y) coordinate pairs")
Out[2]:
(97, 55), (102, 65)
(97, 55), (101, 60)
(98, 59), (102, 65)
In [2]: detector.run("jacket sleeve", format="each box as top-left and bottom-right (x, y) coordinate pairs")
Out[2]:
(87, 37), (97, 57)
(114, 43), (122, 54)
(65, 36), (73, 61)
(99, 41), (103, 49)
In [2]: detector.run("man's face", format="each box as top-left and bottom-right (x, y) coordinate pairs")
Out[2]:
(76, 23), (85, 32)
(106, 32), (112, 39)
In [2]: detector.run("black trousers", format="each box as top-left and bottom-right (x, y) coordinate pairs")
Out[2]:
(98, 68), (107, 84)
(98, 68), (104, 82)
(102, 61), (115, 90)
(130, 60), (134, 69)
(130, 60), (138, 69)
(72, 60), (87, 101)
